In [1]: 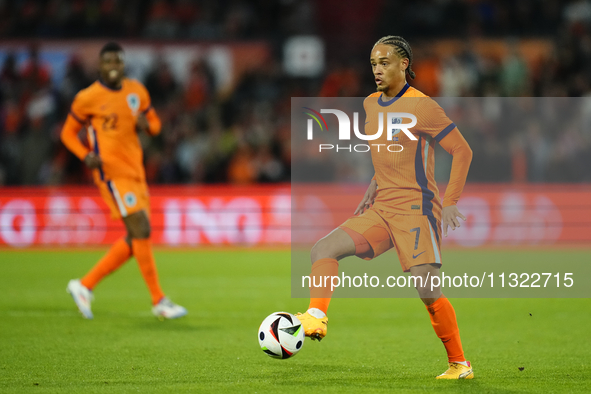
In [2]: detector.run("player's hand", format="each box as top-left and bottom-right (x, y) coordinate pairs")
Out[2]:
(354, 179), (378, 215)
(84, 152), (102, 169)
(442, 205), (466, 237)
(136, 113), (149, 133)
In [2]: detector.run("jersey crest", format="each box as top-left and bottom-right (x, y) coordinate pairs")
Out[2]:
(126, 93), (140, 115)
(391, 117), (401, 141)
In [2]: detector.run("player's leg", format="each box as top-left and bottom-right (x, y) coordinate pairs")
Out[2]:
(122, 209), (162, 307)
(123, 210), (178, 310)
(81, 238), (132, 290)
(395, 214), (472, 379)
(67, 183), (132, 319)
(299, 210), (393, 340)
(123, 209), (187, 319)
(82, 180), (133, 291)
(411, 263), (473, 379)
(66, 237), (132, 319)
(297, 228), (356, 340)
(410, 263), (465, 362)
(308, 228), (357, 310)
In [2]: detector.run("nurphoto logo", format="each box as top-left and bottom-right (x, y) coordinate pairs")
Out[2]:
(303, 107), (417, 153)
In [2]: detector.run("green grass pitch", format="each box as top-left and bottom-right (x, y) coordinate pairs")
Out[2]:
(0, 248), (590, 393)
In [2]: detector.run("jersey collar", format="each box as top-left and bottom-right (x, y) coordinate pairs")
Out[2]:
(377, 82), (409, 107)
(98, 78), (123, 91)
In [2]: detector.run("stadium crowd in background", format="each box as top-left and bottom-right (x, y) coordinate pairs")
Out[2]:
(1, 0), (591, 186)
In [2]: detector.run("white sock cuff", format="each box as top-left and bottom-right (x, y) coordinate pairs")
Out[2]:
(306, 308), (326, 319)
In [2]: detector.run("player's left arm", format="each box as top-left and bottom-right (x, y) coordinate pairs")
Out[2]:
(416, 97), (472, 237)
(136, 107), (161, 136)
(136, 82), (162, 136)
(437, 128), (473, 237)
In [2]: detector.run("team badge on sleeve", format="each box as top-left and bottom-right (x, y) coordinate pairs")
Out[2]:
(124, 192), (137, 207)
(126, 93), (140, 115)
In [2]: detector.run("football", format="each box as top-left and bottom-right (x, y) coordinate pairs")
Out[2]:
(258, 312), (305, 359)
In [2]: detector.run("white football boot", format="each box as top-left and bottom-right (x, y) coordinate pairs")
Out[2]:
(152, 297), (188, 319)
(66, 279), (94, 319)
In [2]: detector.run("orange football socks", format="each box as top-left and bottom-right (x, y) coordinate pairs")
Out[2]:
(426, 296), (466, 363)
(307, 258), (339, 314)
(81, 237), (131, 289)
(131, 238), (165, 305)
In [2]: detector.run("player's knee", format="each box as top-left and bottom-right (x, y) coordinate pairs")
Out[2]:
(310, 238), (336, 263)
(310, 242), (322, 263)
(138, 222), (151, 239)
(415, 284), (430, 297)
(125, 211), (151, 239)
(415, 279), (440, 300)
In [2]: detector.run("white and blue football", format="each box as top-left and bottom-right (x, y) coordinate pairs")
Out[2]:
(258, 312), (304, 359)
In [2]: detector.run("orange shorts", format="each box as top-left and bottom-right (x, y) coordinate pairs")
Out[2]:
(96, 178), (150, 220)
(339, 207), (442, 272)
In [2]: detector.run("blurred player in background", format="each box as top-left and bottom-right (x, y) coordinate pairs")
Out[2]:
(296, 36), (474, 379)
(60, 42), (187, 320)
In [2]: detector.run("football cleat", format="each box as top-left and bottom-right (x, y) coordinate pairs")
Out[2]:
(436, 361), (474, 379)
(66, 279), (94, 319)
(152, 297), (188, 320)
(295, 312), (328, 341)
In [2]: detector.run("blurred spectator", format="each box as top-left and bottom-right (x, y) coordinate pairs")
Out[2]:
(20, 45), (51, 90)
(175, 115), (210, 182)
(440, 56), (473, 97)
(549, 122), (586, 182)
(222, 0), (255, 39)
(411, 45), (440, 97)
(188, 1), (221, 40)
(319, 64), (362, 97)
(500, 44), (529, 96)
(255, 144), (285, 183)
(60, 56), (91, 104)
(144, 58), (179, 108)
(143, 0), (178, 39)
(0, 52), (20, 97)
(227, 144), (256, 184)
(563, 0), (591, 26)
(20, 116), (52, 184)
(525, 121), (550, 182)
(184, 60), (213, 113)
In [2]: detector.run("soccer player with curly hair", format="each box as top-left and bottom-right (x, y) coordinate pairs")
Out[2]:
(297, 36), (474, 379)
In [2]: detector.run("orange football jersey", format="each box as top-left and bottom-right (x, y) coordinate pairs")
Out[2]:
(364, 83), (466, 219)
(68, 78), (159, 182)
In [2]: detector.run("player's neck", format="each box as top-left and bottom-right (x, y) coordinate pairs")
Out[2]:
(382, 80), (407, 100)
(99, 77), (123, 91)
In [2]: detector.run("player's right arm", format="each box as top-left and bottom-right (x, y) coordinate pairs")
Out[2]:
(136, 81), (161, 136)
(60, 93), (101, 169)
(355, 97), (379, 215)
(354, 178), (377, 215)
